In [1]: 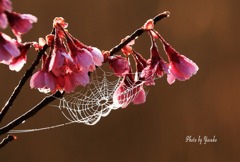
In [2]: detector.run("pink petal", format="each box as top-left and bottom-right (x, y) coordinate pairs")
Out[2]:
(9, 53), (26, 72)
(1, 32), (20, 57)
(49, 48), (65, 76)
(0, 13), (8, 29)
(30, 71), (45, 88)
(90, 47), (103, 66)
(75, 71), (90, 86)
(44, 72), (56, 92)
(75, 49), (93, 69)
(0, 45), (12, 62)
(113, 82), (128, 108)
(6, 12), (37, 41)
(167, 72), (176, 85)
(0, 0), (12, 12)
(108, 55), (130, 77)
(64, 74), (77, 93)
(132, 86), (146, 105)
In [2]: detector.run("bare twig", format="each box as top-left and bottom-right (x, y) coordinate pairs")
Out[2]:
(0, 135), (16, 149)
(0, 44), (49, 123)
(109, 11), (170, 55)
(0, 91), (64, 136)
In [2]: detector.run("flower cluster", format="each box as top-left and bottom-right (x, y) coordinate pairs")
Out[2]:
(30, 17), (104, 93)
(108, 19), (199, 108)
(0, 0), (37, 71)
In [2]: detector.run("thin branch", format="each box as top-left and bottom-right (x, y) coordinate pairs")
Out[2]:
(109, 11), (170, 56)
(0, 91), (64, 136)
(0, 135), (16, 149)
(0, 45), (49, 123)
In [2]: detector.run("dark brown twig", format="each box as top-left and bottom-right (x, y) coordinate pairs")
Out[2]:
(0, 44), (49, 123)
(109, 11), (170, 55)
(0, 91), (64, 136)
(0, 135), (16, 149)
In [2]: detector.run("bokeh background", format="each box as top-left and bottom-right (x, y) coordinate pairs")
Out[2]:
(1, 0), (240, 161)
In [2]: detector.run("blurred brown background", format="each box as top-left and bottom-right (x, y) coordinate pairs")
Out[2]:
(1, 0), (240, 161)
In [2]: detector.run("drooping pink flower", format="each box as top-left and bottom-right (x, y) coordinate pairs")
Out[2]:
(0, 32), (20, 62)
(158, 34), (199, 84)
(31, 17), (104, 94)
(66, 31), (103, 71)
(5, 11), (37, 41)
(140, 34), (168, 86)
(108, 55), (130, 77)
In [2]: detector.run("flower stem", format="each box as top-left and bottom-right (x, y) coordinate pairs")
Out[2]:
(109, 11), (170, 56)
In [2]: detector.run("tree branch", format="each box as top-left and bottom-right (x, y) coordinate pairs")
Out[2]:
(109, 11), (170, 56)
(0, 135), (16, 149)
(0, 44), (49, 123)
(0, 91), (64, 136)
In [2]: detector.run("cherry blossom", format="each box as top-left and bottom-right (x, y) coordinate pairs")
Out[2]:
(30, 17), (104, 93)
(158, 34), (199, 84)
(5, 11), (37, 42)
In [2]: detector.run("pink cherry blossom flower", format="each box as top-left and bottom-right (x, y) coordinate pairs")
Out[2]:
(140, 34), (168, 86)
(5, 11), (37, 42)
(158, 34), (199, 84)
(66, 32), (103, 71)
(0, 32), (20, 62)
(107, 55), (130, 77)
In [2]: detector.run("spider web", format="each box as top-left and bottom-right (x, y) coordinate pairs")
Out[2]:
(58, 68), (121, 125)
(57, 68), (146, 125)
(9, 67), (147, 133)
